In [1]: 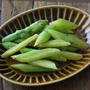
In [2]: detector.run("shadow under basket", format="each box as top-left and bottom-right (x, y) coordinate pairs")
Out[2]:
(0, 5), (90, 86)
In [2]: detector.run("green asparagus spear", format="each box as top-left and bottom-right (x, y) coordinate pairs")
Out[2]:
(12, 48), (61, 63)
(34, 26), (51, 46)
(20, 48), (36, 53)
(14, 34), (30, 43)
(30, 20), (48, 34)
(21, 48), (67, 62)
(2, 42), (67, 62)
(49, 55), (67, 62)
(48, 30), (88, 49)
(17, 48), (67, 62)
(1, 34), (38, 58)
(14, 39), (25, 43)
(49, 19), (78, 33)
(2, 42), (36, 53)
(30, 60), (57, 70)
(15, 47), (67, 62)
(2, 42), (66, 62)
(2, 30), (28, 42)
(2, 42), (17, 49)
(11, 64), (57, 72)
(60, 46), (78, 51)
(48, 29), (66, 40)
(61, 51), (83, 60)
(39, 39), (70, 48)
(2, 20), (48, 42)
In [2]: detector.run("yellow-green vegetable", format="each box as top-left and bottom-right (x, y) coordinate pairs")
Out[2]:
(20, 48), (36, 53)
(30, 60), (57, 70)
(1, 34), (38, 58)
(11, 64), (56, 72)
(2, 20), (48, 42)
(48, 30), (88, 49)
(12, 48), (61, 62)
(30, 20), (48, 34)
(60, 46), (78, 51)
(2, 42), (17, 49)
(49, 55), (67, 62)
(49, 19), (78, 33)
(34, 26), (51, 46)
(39, 39), (70, 48)
(61, 51), (83, 60)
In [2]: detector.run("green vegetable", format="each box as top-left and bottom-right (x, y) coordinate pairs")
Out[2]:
(49, 19), (78, 33)
(2, 42), (36, 53)
(49, 55), (67, 62)
(20, 48), (36, 53)
(2, 42), (17, 49)
(21, 49), (67, 62)
(2, 30), (29, 42)
(11, 64), (56, 72)
(30, 20), (48, 34)
(34, 26), (51, 46)
(39, 40), (70, 48)
(61, 51), (83, 60)
(60, 46), (78, 51)
(48, 30), (88, 49)
(1, 34), (38, 58)
(13, 47), (66, 62)
(2, 42), (66, 62)
(14, 39), (25, 43)
(12, 48), (61, 62)
(2, 20), (48, 42)
(30, 60), (57, 70)
(14, 34), (30, 43)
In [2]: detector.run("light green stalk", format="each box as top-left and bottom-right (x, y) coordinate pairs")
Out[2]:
(1, 34), (38, 58)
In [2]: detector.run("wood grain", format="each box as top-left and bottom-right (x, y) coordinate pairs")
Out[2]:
(0, 0), (2, 24)
(0, 0), (90, 90)
(0, 0), (2, 89)
(1, 0), (33, 23)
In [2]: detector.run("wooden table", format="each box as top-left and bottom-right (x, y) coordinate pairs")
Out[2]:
(0, 0), (90, 90)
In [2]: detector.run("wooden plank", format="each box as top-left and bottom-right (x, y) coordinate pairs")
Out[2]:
(0, 0), (3, 89)
(72, 2), (89, 13)
(1, 0), (33, 90)
(1, 0), (33, 23)
(0, 0), (2, 24)
(88, 3), (90, 14)
(34, 0), (47, 8)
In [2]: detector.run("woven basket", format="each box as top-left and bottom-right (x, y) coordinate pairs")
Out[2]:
(0, 5), (90, 86)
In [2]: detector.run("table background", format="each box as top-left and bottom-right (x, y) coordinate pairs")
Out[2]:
(0, 0), (90, 90)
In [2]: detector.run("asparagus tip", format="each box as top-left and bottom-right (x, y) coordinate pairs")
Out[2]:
(68, 42), (71, 45)
(34, 43), (38, 47)
(11, 56), (16, 59)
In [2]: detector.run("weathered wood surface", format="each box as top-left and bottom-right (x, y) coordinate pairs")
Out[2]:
(0, 0), (90, 90)
(1, 0), (33, 23)
(0, 0), (2, 90)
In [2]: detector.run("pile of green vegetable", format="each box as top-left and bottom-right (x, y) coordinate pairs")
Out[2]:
(1, 19), (88, 72)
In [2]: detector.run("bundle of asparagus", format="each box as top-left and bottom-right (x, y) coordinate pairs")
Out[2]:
(1, 19), (88, 72)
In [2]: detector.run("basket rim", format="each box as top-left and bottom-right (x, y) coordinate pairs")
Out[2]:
(0, 5), (90, 29)
(0, 5), (90, 86)
(0, 60), (90, 86)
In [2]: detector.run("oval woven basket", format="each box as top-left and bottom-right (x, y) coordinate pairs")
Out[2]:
(0, 5), (90, 86)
